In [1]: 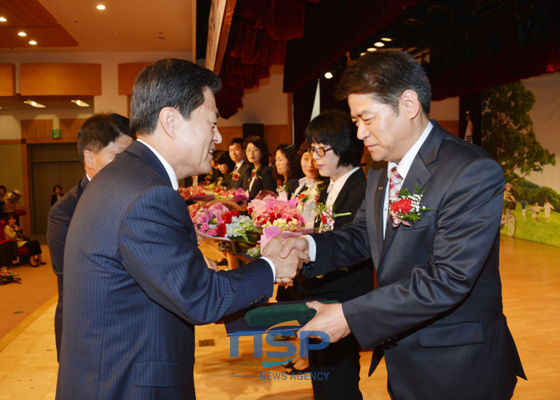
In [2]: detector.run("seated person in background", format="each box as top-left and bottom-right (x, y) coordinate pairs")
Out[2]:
(4, 213), (46, 267)
(0, 185), (7, 220)
(204, 150), (225, 184)
(4, 190), (23, 224)
(274, 144), (303, 197)
(243, 135), (277, 199)
(51, 184), (64, 206)
(215, 151), (235, 187)
(227, 137), (252, 189)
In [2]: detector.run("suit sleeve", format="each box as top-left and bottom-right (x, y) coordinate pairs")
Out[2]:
(119, 186), (273, 325)
(303, 196), (372, 278)
(47, 204), (71, 279)
(343, 158), (505, 349)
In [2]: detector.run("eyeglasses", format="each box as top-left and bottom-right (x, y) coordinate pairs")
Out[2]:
(311, 146), (333, 157)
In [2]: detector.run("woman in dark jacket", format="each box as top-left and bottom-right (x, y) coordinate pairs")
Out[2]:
(243, 136), (276, 199)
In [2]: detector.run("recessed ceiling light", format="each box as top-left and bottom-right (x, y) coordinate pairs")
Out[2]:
(71, 99), (90, 107)
(96, 4), (106, 10)
(374, 42), (385, 48)
(367, 47), (377, 52)
(29, 40), (37, 46)
(23, 100), (46, 108)
(18, 31), (27, 37)
(381, 37), (393, 42)
(324, 72), (333, 79)
(0, 17), (7, 22)
(360, 52), (367, 56)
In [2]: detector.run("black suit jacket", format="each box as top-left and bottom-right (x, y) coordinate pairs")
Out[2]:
(243, 165), (277, 199)
(295, 168), (373, 302)
(47, 175), (89, 360)
(227, 160), (252, 190)
(304, 121), (525, 399)
(57, 141), (273, 400)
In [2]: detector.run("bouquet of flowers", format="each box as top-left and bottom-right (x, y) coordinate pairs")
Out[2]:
(188, 201), (259, 244)
(179, 186), (249, 205)
(248, 193), (306, 231)
(0, 267), (21, 285)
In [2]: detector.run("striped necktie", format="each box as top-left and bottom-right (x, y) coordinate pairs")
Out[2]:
(388, 166), (403, 202)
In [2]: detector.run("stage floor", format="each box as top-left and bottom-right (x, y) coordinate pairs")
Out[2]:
(0, 236), (558, 399)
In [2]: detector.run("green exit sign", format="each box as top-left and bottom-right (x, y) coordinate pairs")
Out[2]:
(52, 129), (61, 139)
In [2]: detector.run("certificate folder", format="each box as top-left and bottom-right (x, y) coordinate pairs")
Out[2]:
(223, 300), (338, 336)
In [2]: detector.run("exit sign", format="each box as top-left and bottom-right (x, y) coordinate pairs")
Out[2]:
(52, 129), (61, 139)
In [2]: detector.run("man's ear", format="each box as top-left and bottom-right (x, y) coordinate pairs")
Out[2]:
(159, 107), (177, 138)
(400, 90), (420, 119)
(84, 150), (95, 171)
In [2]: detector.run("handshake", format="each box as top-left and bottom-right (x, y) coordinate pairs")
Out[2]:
(261, 236), (311, 283)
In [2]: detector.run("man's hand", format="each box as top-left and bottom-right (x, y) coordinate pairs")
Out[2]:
(204, 256), (219, 272)
(298, 301), (351, 344)
(280, 236), (309, 259)
(262, 236), (308, 282)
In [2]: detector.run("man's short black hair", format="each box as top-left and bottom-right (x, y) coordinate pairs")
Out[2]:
(77, 113), (135, 162)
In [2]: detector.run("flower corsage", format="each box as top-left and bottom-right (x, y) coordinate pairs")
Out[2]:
(232, 171), (240, 181)
(390, 187), (430, 227)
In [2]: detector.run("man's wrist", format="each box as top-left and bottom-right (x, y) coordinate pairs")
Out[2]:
(303, 235), (317, 262)
(260, 256), (276, 282)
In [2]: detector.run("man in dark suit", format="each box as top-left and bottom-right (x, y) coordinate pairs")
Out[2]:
(56, 58), (300, 400)
(227, 137), (252, 189)
(47, 113), (134, 360)
(280, 50), (525, 399)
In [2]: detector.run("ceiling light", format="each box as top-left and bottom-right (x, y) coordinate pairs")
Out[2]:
(360, 52), (367, 56)
(0, 17), (7, 22)
(381, 37), (393, 42)
(96, 4), (106, 10)
(374, 42), (385, 48)
(324, 72), (333, 79)
(367, 47), (377, 52)
(23, 100), (46, 108)
(18, 31), (27, 37)
(71, 100), (90, 107)
(29, 40), (37, 46)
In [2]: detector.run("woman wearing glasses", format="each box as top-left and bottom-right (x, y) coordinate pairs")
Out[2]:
(292, 109), (373, 399)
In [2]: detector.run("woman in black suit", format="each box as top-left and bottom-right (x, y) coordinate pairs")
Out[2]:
(243, 136), (276, 199)
(273, 144), (302, 197)
(293, 109), (373, 400)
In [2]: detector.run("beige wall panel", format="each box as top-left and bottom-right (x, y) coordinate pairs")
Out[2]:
(20, 63), (102, 96)
(0, 64), (16, 96)
(21, 119), (54, 139)
(118, 62), (152, 95)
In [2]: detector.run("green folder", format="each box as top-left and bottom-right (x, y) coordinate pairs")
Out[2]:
(244, 300), (339, 327)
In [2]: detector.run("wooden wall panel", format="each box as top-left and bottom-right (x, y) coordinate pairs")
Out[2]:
(215, 124), (291, 154)
(438, 120), (460, 137)
(20, 63), (102, 96)
(0, 64), (16, 96)
(118, 62), (152, 95)
(59, 118), (88, 138)
(21, 119), (53, 139)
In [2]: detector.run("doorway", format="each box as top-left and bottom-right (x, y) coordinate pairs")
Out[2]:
(29, 144), (83, 235)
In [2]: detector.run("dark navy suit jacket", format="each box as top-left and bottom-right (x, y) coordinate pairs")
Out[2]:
(57, 141), (273, 400)
(305, 121), (525, 399)
(47, 174), (89, 360)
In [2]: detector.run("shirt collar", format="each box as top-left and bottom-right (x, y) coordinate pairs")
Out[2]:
(387, 121), (432, 180)
(137, 139), (179, 190)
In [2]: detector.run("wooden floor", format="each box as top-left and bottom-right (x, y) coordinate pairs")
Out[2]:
(0, 236), (558, 399)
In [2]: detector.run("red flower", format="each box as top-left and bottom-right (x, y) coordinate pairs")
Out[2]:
(233, 172), (240, 181)
(222, 210), (239, 224)
(391, 199), (414, 215)
(216, 223), (227, 237)
(251, 171), (255, 178)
